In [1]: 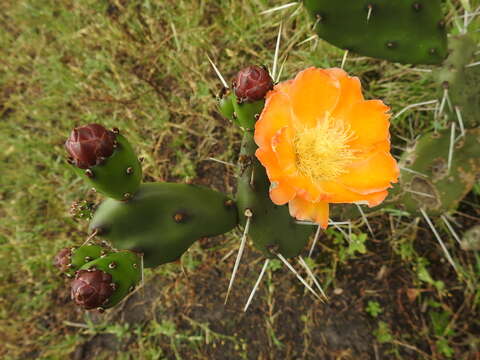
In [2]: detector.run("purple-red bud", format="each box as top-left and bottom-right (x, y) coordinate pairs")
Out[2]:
(54, 247), (72, 272)
(233, 65), (273, 102)
(65, 124), (116, 169)
(71, 269), (114, 310)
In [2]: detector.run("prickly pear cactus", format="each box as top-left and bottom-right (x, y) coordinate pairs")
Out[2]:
(54, 244), (108, 277)
(73, 251), (142, 310)
(66, 124), (142, 201)
(89, 183), (238, 267)
(303, 0), (448, 64)
(236, 131), (315, 258)
(434, 34), (480, 129)
(392, 128), (480, 216)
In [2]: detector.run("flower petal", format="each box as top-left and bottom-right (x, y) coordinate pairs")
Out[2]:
(269, 180), (296, 205)
(326, 68), (364, 121)
(320, 181), (388, 207)
(346, 100), (391, 151)
(338, 150), (399, 195)
(255, 146), (283, 180)
(290, 67), (341, 127)
(271, 126), (297, 176)
(288, 196), (329, 229)
(254, 91), (292, 149)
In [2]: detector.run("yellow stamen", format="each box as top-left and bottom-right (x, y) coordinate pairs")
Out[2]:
(294, 114), (357, 183)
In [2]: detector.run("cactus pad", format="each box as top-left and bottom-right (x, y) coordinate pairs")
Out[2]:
(89, 183), (238, 267)
(303, 0), (448, 64)
(70, 133), (142, 201)
(391, 128), (480, 216)
(434, 34), (480, 129)
(76, 251), (142, 310)
(54, 244), (107, 277)
(236, 131), (315, 258)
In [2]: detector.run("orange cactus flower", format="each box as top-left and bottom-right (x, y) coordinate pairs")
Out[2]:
(254, 67), (399, 228)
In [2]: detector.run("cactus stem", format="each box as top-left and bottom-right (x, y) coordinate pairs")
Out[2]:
(206, 157), (235, 167)
(260, 2), (297, 15)
(271, 22), (283, 81)
(340, 49), (349, 69)
(440, 214), (462, 246)
(276, 253), (321, 300)
(298, 256), (328, 300)
(356, 204), (375, 238)
(225, 213), (252, 305)
(308, 225), (322, 258)
(447, 122), (456, 173)
(393, 99), (438, 120)
(420, 208), (459, 273)
(207, 55), (229, 89)
(243, 258), (270, 312)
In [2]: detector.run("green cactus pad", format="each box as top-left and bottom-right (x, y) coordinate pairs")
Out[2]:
(218, 92), (236, 123)
(231, 94), (265, 131)
(303, 0), (447, 64)
(434, 34), (480, 129)
(66, 244), (107, 277)
(71, 134), (142, 201)
(89, 183), (238, 267)
(391, 128), (480, 216)
(236, 131), (315, 258)
(79, 251), (142, 309)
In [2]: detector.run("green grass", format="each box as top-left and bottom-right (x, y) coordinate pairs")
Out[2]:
(1, 0), (479, 359)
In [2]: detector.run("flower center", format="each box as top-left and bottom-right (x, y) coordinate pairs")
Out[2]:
(293, 114), (357, 184)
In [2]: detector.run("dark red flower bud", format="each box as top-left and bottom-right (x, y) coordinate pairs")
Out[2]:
(233, 65), (273, 102)
(65, 124), (116, 169)
(54, 247), (72, 272)
(71, 269), (114, 310)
